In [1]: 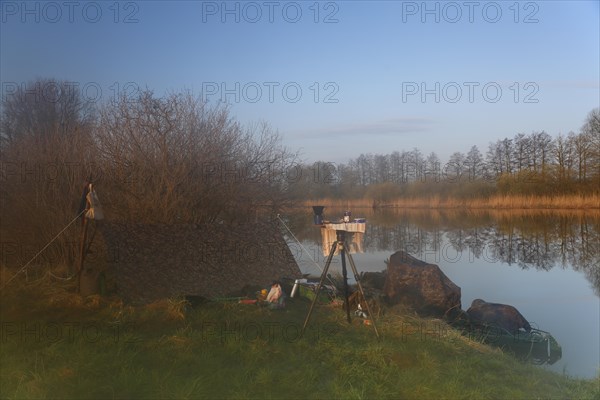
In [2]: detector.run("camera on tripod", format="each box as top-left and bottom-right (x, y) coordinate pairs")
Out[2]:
(312, 206), (366, 256)
(312, 206), (365, 225)
(303, 205), (379, 338)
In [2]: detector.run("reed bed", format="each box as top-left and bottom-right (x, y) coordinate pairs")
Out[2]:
(302, 194), (600, 210)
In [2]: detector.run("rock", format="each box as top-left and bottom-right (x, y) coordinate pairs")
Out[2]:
(383, 251), (461, 317)
(359, 271), (387, 290)
(466, 299), (531, 333)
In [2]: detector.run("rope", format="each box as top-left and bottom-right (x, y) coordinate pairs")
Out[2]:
(48, 270), (76, 281)
(276, 213), (336, 287)
(0, 210), (85, 291)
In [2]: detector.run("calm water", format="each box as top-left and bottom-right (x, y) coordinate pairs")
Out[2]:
(281, 207), (600, 379)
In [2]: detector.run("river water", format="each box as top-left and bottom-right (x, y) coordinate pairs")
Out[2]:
(280, 207), (600, 379)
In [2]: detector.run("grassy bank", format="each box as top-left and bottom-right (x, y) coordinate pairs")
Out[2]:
(1, 274), (598, 399)
(303, 194), (600, 210)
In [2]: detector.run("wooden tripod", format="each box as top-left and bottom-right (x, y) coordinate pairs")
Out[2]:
(301, 230), (380, 339)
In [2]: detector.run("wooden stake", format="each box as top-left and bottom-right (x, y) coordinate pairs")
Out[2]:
(77, 216), (89, 294)
(77, 185), (92, 294)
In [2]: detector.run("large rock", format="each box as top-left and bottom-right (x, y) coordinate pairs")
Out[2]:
(359, 271), (386, 290)
(383, 251), (461, 317)
(466, 299), (531, 333)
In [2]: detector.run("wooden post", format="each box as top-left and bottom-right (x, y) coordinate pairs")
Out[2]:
(77, 216), (89, 294)
(77, 185), (92, 294)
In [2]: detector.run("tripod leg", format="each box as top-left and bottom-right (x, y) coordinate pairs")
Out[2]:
(301, 241), (337, 337)
(346, 251), (381, 339)
(340, 247), (351, 324)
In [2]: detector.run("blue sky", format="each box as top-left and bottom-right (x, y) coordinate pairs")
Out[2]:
(1, 0), (599, 163)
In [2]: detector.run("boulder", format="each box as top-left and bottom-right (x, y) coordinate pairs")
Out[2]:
(383, 251), (461, 317)
(466, 299), (531, 333)
(359, 271), (386, 290)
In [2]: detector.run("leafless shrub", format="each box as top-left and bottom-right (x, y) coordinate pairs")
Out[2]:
(94, 90), (298, 223)
(1, 79), (96, 268)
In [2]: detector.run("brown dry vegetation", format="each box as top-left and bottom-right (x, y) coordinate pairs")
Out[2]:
(0, 79), (298, 273)
(303, 194), (600, 210)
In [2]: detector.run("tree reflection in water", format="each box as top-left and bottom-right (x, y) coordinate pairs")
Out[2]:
(283, 208), (600, 296)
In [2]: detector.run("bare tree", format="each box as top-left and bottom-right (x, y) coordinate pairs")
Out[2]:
(528, 131), (554, 174)
(93, 90), (296, 223)
(389, 151), (402, 184)
(464, 145), (484, 180)
(569, 131), (592, 181)
(486, 139), (513, 176)
(373, 154), (389, 184)
(425, 152), (441, 182)
(2, 79), (93, 142)
(580, 108), (600, 181)
(553, 133), (575, 183)
(513, 133), (530, 173)
(409, 148), (424, 182)
(1, 78), (96, 269)
(446, 151), (465, 182)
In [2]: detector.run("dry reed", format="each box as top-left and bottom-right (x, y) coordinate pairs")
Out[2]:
(302, 194), (600, 210)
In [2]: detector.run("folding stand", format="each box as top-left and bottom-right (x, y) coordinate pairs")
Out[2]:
(301, 230), (380, 338)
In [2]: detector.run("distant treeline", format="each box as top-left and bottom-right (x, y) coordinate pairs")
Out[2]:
(290, 109), (600, 205)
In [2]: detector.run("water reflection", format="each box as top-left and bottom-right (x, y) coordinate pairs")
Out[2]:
(281, 207), (599, 378)
(283, 208), (600, 295)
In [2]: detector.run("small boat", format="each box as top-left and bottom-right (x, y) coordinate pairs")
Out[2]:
(452, 320), (562, 365)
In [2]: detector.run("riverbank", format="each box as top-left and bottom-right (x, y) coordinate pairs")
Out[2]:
(1, 273), (598, 399)
(301, 194), (600, 210)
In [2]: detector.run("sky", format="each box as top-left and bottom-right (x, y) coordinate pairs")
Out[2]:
(1, 0), (599, 164)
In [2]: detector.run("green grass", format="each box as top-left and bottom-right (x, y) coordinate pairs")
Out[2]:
(1, 278), (598, 399)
